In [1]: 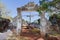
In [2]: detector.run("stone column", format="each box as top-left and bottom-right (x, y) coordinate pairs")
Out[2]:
(17, 8), (22, 35)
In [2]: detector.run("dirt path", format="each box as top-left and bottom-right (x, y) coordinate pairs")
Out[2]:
(20, 28), (60, 40)
(20, 28), (44, 40)
(20, 32), (44, 40)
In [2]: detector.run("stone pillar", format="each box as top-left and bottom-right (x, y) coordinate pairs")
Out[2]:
(17, 8), (22, 35)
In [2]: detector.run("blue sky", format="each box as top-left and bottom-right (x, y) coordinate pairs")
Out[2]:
(1, 0), (39, 17)
(1, 0), (49, 22)
(22, 11), (40, 22)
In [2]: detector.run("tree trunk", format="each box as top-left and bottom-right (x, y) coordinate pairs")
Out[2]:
(40, 11), (48, 37)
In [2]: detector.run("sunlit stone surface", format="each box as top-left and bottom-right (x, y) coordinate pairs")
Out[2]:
(0, 30), (14, 40)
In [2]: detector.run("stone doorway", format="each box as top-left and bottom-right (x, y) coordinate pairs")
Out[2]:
(17, 2), (40, 35)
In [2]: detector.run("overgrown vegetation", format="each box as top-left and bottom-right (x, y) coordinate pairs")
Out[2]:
(49, 14), (60, 26)
(0, 17), (10, 32)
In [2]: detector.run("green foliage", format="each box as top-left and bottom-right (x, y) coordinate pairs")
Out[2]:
(49, 14), (57, 20)
(53, 0), (60, 3)
(49, 14), (60, 25)
(0, 17), (4, 19)
(37, 0), (60, 14)
(0, 17), (4, 27)
(57, 13), (60, 19)
(37, 9), (42, 15)
(53, 14), (60, 19)
(37, 0), (53, 14)
(0, 17), (10, 32)
(41, 2), (48, 10)
(37, 19), (40, 24)
(49, 0), (60, 5)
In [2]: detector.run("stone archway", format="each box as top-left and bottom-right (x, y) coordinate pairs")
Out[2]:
(16, 2), (50, 36)
(17, 2), (39, 34)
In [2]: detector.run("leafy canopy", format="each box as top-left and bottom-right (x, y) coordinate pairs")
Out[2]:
(37, 0), (60, 15)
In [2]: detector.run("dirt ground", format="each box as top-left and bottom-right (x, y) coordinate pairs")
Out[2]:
(19, 28), (60, 40)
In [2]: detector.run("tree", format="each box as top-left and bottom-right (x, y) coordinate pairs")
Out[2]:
(37, 19), (40, 24)
(49, 14), (59, 33)
(49, 14), (60, 31)
(37, 0), (60, 38)
(0, 17), (10, 32)
(37, 0), (51, 37)
(49, 14), (57, 25)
